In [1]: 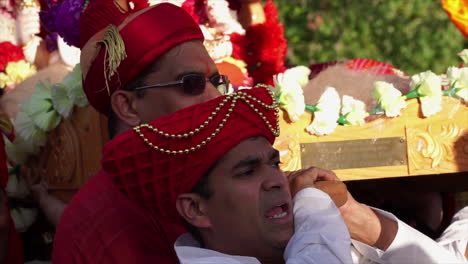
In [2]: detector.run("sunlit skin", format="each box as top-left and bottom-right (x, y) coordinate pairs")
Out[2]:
(134, 40), (222, 123)
(198, 137), (293, 264)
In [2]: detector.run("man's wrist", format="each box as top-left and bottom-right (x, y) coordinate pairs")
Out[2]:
(373, 210), (398, 250)
(341, 201), (398, 250)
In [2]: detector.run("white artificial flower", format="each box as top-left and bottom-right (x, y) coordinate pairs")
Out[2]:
(205, 0), (245, 35)
(446, 67), (461, 87)
(456, 87), (468, 101)
(10, 207), (38, 233)
(14, 112), (47, 148)
(64, 64), (88, 107)
(410, 71), (442, 97)
(410, 71), (442, 117)
(458, 49), (468, 64)
(372, 81), (407, 117)
(5, 173), (29, 199)
(420, 96), (442, 117)
(341, 95), (368, 125)
(306, 87), (340, 136)
(0, 14), (17, 44)
(15, 111), (35, 142)
(280, 91), (306, 122)
(446, 67), (468, 101)
(52, 83), (74, 118)
(20, 81), (61, 131)
(5, 135), (40, 164)
(283, 66), (311, 87)
(272, 66), (310, 122)
(456, 67), (468, 89)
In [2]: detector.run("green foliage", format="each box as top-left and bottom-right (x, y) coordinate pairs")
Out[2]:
(275, 0), (467, 74)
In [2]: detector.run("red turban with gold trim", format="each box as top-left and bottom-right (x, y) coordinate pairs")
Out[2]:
(80, 2), (204, 115)
(102, 87), (279, 217)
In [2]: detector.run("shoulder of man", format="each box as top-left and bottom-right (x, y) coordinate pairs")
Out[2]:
(53, 171), (181, 263)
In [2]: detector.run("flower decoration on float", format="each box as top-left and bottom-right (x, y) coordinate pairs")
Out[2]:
(407, 71), (443, 117)
(371, 81), (407, 117)
(266, 50), (468, 137)
(271, 66), (310, 122)
(339, 95), (368, 126)
(0, 42), (36, 92)
(5, 64), (88, 165)
(459, 49), (468, 65)
(305, 87), (341, 136)
(444, 66), (468, 102)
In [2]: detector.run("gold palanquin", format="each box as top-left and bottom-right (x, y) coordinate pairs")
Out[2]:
(275, 97), (468, 181)
(23, 106), (108, 202)
(23, 97), (467, 202)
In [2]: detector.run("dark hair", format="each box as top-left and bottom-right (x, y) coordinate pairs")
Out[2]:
(107, 60), (160, 138)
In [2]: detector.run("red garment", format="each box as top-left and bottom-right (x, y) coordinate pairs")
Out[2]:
(53, 170), (185, 264)
(81, 3), (204, 115)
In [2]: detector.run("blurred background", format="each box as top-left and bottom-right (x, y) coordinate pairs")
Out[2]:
(275, 0), (467, 74)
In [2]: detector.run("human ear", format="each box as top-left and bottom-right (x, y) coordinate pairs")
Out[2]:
(176, 193), (211, 229)
(110, 90), (141, 127)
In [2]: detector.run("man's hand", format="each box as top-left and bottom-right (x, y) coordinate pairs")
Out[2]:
(288, 167), (398, 250)
(288, 167), (348, 207)
(288, 167), (339, 197)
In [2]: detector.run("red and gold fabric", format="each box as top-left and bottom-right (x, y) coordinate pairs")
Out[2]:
(80, 2), (204, 115)
(442, 0), (468, 38)
(104, 86), (279, 217)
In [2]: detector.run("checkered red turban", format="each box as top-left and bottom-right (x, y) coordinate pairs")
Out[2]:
(102, 87), (280, 217)
(80, 2), (204, 115)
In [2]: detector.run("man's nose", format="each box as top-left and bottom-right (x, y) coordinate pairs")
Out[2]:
(262, 169), (288, 191)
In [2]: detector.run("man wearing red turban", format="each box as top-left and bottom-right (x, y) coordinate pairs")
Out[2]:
(103, 86), (354, 263)
(53, 2), (226, 263)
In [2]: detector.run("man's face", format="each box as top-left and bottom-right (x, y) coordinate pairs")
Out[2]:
(135, 40), (222, 123)
(203, 137), (294, 261)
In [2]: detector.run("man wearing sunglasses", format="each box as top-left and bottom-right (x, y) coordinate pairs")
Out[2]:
(53, 2), (466, 264)
(53, 2), (229, 264)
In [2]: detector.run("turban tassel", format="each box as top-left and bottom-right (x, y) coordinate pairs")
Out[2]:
(101, 24), (127, 95)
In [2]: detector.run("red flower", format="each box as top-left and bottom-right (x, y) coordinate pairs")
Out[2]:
(182, 0), (208, 24)
(0, 42), (25, 72)
(229, 0), (287, 85)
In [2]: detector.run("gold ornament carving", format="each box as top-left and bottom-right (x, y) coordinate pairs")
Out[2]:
(274, 135), (301, 172)
(409, 123), (464, 169)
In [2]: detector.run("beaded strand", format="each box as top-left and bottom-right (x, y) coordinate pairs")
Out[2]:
(133, 87), (280, 154)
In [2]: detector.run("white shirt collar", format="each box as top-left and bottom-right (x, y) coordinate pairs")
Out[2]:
(174, 233), (261, 264)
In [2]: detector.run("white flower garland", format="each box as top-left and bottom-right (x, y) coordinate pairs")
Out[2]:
(6, 64), (88, 164)
(267, 49), (468, 136)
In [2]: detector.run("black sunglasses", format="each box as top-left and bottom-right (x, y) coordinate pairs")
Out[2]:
(134, 73), (230, 95)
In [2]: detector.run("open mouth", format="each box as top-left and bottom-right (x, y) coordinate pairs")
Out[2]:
(265, 203), (290, 219)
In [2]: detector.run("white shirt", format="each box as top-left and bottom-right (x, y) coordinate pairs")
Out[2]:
(437, 206), (468, 263)
(175, 187), (353, 263)
(175, 188), (467, 263)
(350, 207), (466, 263)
